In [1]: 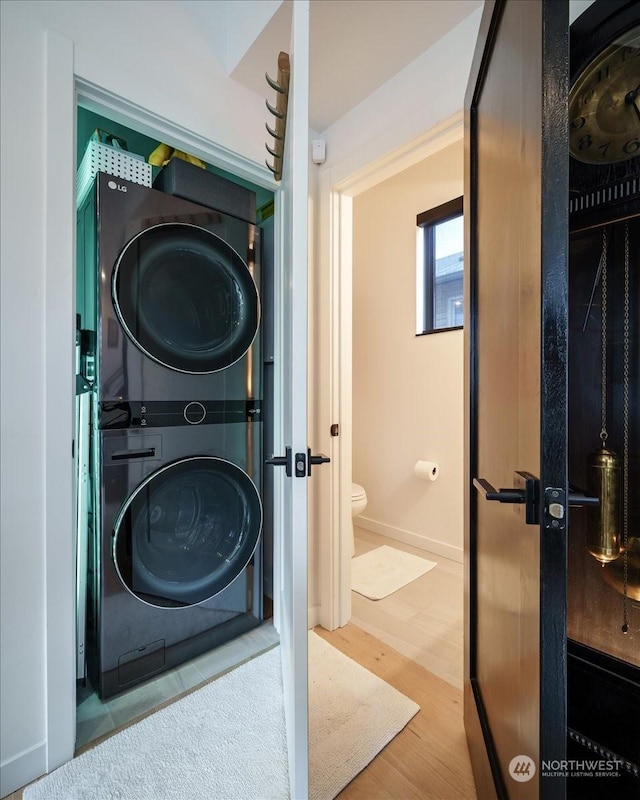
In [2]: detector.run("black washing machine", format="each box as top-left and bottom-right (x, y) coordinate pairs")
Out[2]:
(77, 172), (264, 698)
(90, 418), (263, 699)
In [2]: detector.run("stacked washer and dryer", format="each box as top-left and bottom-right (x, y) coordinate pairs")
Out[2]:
(77, 171), (265, 699)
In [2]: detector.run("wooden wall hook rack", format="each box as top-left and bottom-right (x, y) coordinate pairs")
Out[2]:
(265, 51), (290, 182)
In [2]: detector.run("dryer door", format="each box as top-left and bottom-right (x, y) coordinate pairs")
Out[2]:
(113, 223), (259, 373)
(112, 456), (262, 608)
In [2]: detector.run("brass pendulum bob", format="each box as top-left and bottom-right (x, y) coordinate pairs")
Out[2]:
(586, 448), (622, 563)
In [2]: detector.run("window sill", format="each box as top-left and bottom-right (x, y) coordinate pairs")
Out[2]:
(416, 325), (463, 337)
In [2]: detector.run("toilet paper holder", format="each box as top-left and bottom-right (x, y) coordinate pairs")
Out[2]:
(414, 460), (439, 481)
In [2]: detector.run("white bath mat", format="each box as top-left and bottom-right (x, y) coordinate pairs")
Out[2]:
(308, 631), (419, 800)
(352, 545), (437, 600)
(24, 647), (289, 800)
(24, 633), (417, 800)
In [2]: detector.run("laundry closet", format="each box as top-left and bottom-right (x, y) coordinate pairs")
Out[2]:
(74, 107), (278, 733)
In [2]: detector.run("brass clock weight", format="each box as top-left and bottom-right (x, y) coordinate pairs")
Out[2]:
(585, 229), (622, 567)
(571, 24), (639, 634)
(601, 222), (638, 628)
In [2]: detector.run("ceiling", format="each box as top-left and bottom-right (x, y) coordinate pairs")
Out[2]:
(230, 0), (483, 133)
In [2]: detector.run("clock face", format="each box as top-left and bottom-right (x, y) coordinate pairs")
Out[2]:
(569, 26), (640, 164)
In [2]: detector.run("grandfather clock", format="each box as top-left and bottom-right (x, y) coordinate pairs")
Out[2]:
(464, 1), (639, 798)
(566, 2), (639, 799)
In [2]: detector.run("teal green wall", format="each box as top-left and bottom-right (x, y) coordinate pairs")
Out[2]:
(77, 107), (274, 210)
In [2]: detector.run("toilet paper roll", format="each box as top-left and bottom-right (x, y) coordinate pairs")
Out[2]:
(414, 460), (439, 482)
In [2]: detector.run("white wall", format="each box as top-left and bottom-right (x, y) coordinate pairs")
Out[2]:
(184, 0), (284, 75)
(49, 1), (269, 164)
(320, 8), (482, 178)
(0, 2), (269, 795)
(352, 141), (464, 561)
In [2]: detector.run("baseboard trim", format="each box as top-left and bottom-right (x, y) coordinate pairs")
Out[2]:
(0, 741), (46, 798)
(355, 516), (463, 564)
(307, 605), (321, 629)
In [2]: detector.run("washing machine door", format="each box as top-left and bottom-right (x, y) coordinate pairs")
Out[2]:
(112, 457), (262, 608)
(113, 223), (259, 373)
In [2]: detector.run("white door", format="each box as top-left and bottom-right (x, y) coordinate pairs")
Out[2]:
(272, 2), (310, 798)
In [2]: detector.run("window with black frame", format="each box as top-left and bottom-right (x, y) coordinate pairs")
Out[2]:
(416, 196), (464, 334)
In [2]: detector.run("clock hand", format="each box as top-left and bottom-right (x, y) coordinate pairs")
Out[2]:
(624, 86), (640, 123)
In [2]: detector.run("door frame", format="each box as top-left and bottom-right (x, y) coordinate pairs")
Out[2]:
(318, 112), (465, 630)
(43, 32), (279, 776)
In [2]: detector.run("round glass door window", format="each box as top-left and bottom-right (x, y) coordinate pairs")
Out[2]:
(113, 223), (259, 373)
(112, 457), (262, 608)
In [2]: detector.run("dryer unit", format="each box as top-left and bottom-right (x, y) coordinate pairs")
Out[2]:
(77, 173), (261, 407)
(89, 418), (263, 699)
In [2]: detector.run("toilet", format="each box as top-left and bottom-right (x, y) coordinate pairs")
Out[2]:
(351, 482), (368, 517)
(350, 482), (368, 556)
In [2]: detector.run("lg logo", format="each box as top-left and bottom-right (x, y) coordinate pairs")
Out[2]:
(107, 180), (127, 193)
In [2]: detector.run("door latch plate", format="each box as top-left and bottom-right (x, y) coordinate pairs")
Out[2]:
(544, 487), (566, 530)
(295, 452), (307, 478)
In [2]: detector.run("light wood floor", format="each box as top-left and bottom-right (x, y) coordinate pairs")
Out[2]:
(352, 527), (464, 690)
(316, 623), (477, 800)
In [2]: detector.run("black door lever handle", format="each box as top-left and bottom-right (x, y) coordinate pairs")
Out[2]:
(265, 446), (292, 477)
(567, 485), (600, 507)
(473, 478), (525, 503)
(475, 472), (539, 525)
(307, 449), (330, 476)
